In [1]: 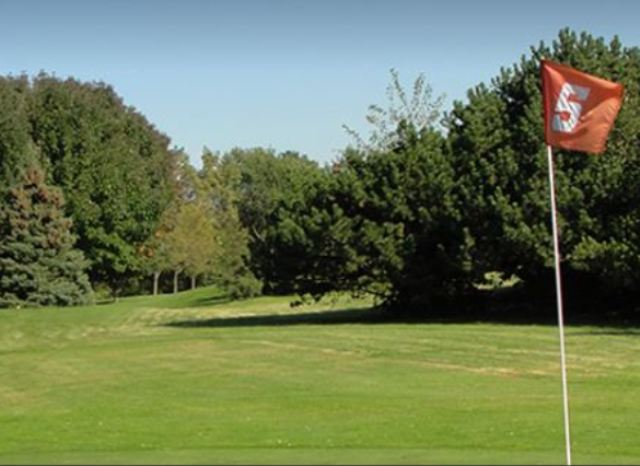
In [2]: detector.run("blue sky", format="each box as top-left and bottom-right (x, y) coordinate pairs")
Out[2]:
(1, 0), (639, 167)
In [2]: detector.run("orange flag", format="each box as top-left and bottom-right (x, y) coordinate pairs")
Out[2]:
(541, 59), (624, 154)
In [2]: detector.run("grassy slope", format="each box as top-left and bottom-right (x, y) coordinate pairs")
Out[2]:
(1, 287), (639, 464)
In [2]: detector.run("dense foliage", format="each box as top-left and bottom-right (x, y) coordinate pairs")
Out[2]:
(29, 75), (175, 291)
(0, 74), (175, 296)
(198, 151), (261, 298)
(250, 29), (640, 312)
(448, 29), (640, 294)
(2, 29), (640, 311)
(252, 124), (470, 312)
(218, 147), (327, 293)
(0, 166), (92, 307)
(332, 126), (470, 310)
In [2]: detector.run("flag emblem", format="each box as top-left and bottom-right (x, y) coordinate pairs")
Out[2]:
(541, 60), (623, 153)
(552, 82), (590, 133)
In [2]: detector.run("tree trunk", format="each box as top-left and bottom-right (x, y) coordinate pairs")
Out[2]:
(153, 271), (160, 296)
(173, 270), (180, 294)
(191, 275), (197, 290)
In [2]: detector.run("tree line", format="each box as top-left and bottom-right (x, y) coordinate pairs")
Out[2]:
(2, 29), (640, 313)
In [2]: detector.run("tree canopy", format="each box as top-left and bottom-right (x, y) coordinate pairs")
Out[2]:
(3, 28), (640, 312)
(248, 29), (640, 313)
(0, 73), (176, 296)
(448, 29), (640, 294)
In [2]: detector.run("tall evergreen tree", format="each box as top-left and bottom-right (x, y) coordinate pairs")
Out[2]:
(447, 29), (640, 293)
(274, 124), (468, 311)
(0, 165), (92, 307)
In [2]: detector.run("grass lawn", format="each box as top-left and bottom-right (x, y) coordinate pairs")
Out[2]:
(1, 287), (639, 464)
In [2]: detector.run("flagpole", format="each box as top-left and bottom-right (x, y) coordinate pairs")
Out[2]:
(546, 144), (572, 465)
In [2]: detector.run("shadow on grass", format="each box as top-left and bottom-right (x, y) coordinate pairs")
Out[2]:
(165, 307), (388, 329)
(164, 294), (640, 334)
(571, 328), (640, 336)
(160, 295), (232, 309)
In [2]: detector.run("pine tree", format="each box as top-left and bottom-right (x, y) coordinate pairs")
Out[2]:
(447, 29), (640, 293)
(0, 166), (92, 307)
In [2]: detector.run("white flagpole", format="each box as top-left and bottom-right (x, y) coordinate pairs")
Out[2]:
(546, 144), (572, 465)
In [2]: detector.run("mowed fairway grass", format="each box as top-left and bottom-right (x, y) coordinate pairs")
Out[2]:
(1, 287), (639, 465)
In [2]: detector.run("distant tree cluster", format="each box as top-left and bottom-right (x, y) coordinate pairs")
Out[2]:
(0, 75), (160, 304)
(0, 74), (257, 307)
(141, 149), (261, 299)
(3, 29), (640, 313)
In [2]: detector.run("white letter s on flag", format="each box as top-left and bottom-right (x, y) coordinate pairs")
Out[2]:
(552, 82), (591, 133)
